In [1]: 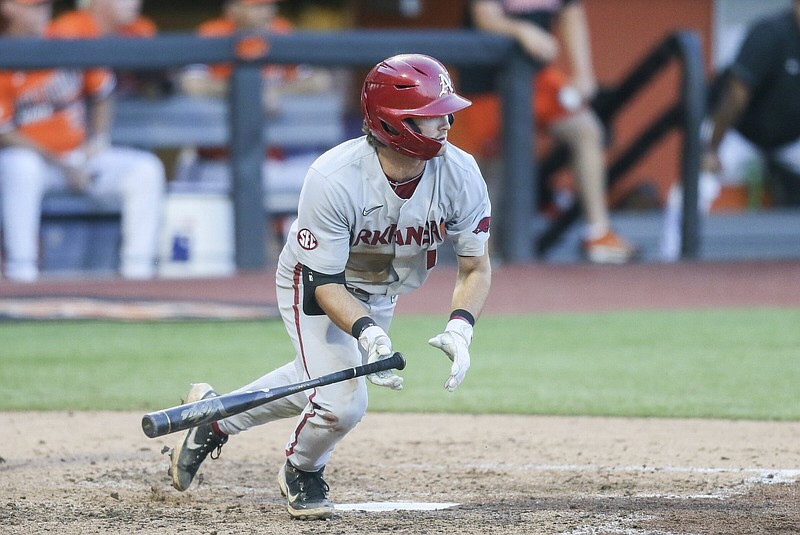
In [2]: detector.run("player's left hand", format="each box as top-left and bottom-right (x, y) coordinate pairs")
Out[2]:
(428, 319), (473, 392)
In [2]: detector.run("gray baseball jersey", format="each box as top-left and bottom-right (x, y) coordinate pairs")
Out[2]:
(278, 136), (491, 295)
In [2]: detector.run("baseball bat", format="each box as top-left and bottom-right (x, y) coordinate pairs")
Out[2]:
(141, 351), (406, 439)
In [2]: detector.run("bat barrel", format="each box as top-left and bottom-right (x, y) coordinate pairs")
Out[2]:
(142, 411), (171, 438)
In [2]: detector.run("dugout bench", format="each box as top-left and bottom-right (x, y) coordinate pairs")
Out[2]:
(39, 91), (345, 276)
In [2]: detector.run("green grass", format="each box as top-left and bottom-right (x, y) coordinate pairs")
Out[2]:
(1, 308), (799, 420)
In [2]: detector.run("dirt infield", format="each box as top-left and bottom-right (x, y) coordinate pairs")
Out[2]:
(2, 260), (800, 533)
(1, 412), (798, 534)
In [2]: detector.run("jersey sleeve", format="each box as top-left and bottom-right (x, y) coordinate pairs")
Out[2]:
(446, 163), (492, 257)
(731, 17), (783, 90)
(292, 168), (353, 275)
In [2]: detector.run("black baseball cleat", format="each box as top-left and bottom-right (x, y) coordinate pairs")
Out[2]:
(168, 383), (228, 491)
(277, 459), (335, 520)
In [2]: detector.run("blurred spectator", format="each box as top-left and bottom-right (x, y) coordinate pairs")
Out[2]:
(453, 0), (637, 264)
(0, 0), (165, 281)
(50, 0), (170, 97)
(702, 0), (800, 207)
(52, 0), (155, 36)
(174, 0), (334, 239)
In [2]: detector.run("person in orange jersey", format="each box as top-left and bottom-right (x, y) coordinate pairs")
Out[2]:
(0, 0), (165, 281)
(50, 0), (167, 97)
(179, 0), (330, 111)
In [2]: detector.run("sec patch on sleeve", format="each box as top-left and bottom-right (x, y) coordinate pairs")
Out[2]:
(297, 228), (318, 250)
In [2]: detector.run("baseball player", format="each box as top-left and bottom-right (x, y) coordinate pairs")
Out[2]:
(0, 0), (165, 282)
(169, 54), (492, 520)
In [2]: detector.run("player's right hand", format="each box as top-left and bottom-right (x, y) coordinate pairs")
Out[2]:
(359, 325), (403, 391)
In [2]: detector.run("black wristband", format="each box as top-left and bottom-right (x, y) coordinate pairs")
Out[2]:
(351, 316), (377, 339)
(450, 309), (475, 326)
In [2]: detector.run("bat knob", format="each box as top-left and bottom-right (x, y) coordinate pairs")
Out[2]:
(142, 411), (170, 438)
(392, 352), (407, 370)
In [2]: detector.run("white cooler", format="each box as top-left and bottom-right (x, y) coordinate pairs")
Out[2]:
(158, 192), (235, 278)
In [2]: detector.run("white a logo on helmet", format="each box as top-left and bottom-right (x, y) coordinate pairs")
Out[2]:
(438, 73), (454, 97)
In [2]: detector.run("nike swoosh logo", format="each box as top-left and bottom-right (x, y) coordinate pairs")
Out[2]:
(362, 205), (383, 216)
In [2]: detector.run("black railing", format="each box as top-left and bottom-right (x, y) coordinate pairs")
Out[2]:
(534, 31), (705, 259)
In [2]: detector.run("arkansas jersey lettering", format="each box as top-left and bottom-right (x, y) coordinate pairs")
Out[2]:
(472, 217), (491, 235)
(351, 219), (445, 247)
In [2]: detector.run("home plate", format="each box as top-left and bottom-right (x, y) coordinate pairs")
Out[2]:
(337, 502), (459, 512)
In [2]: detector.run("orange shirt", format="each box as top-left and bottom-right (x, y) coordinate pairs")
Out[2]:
(198, 16), (295, 81)
(0, 12), (124, 155)
(49, 10), (157, 38)
(0, 69), (92, 155)
(0, 11), (156, 155)
(48, 9), (157, 96)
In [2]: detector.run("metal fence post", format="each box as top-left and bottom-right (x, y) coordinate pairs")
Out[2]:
(674, 32), (706, 259)
(229, 63), (267, 269)
(497, 47), (536, 262)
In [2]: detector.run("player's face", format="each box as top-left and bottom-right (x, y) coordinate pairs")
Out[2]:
(413, 115), (452, 157)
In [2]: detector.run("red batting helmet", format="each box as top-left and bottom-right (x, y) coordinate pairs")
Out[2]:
(361, 54), (472, 160)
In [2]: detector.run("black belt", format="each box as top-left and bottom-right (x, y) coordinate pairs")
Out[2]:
(346, 285), (371, 302)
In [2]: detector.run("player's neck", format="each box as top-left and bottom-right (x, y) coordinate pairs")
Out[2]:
(377, 147), (426, 184)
